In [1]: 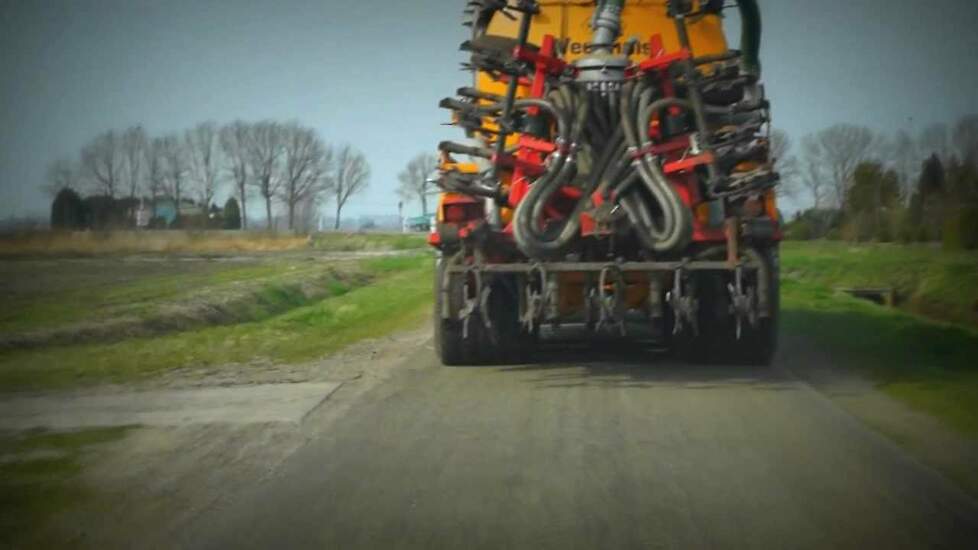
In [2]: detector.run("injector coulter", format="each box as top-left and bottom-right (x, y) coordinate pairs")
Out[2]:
(429, 0), (781, 365)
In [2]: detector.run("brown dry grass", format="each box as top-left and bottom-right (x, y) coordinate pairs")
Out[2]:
(0, 231), (311, 257)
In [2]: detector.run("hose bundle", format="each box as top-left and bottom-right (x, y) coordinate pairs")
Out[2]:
(508, 79), (693, 259)
(438, 0), (774, 260)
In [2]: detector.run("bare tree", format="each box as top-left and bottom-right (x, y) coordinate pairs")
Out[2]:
(185, 121), (222, 210)
(918, 123), (949, 161)
(294, 193), (324, 233)
(768, 129), (799, 200)
(160, 134), (189, 220)
(888, 129), (919, 201)
(145, 137), (168, 203)
(121, 126), (147, 200)
(799, 155), (830, 210)
(332, 145), (370, 230)
(43, 159), (81, 197)
(952, 115), (978, 165)
(278, 122), (333, 232)
(245, 121), (285, 230)
(220, 121), (252, 229)
(800, 124), (878, 211)
(80, 130), (123, 197)
(397, 153), (438, 216)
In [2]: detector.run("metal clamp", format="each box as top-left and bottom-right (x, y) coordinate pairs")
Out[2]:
(596, 264), (627, 336)
(460, 264), (493, 340)
(667, 265), (699, 336)
(520, 263), (548, 333)
(727, 264), (757, 340)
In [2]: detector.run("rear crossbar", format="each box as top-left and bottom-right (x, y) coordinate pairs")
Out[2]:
(446, 260), (754, 274)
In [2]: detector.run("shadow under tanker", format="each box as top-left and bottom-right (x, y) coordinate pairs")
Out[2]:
(499, 322), (796, 391)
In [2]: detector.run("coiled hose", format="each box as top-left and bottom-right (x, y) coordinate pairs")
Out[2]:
(620, 80), (693, 252)
(512, 86), (591, 259)
(476, 78), (694, 259)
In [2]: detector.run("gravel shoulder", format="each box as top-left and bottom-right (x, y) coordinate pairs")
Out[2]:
(5, 326), (430, 548)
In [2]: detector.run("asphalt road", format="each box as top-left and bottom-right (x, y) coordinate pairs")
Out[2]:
(186, 331), (978, 549)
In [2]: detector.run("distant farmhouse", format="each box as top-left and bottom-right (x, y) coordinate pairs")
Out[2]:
(51, 188), (235, 231)
(136, 198), (210, 228)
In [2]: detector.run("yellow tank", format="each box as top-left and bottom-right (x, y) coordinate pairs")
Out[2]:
(476, 0), (728, 99)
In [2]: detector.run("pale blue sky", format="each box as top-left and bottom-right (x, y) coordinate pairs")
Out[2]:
(1, 0), (976, 220)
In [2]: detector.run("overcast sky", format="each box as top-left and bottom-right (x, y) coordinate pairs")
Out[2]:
(1, 0), (976, 221)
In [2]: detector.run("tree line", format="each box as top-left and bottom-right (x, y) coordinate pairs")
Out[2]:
(46, 121), (370, 231)
(776, 115), (978, 248)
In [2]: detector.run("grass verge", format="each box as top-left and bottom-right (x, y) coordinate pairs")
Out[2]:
(0, 427), (132, 547)
(0, 230), (427, 258)
(0, 261), (347, 336)
(781, 276), (978, 437)
(309, 232), (426, 252)
(0, 230), (312, 257)
(781, 241), (978, 327)
(0, 255), (434, 391)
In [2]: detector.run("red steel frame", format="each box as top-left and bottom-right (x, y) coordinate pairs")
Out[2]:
(431, 33), (739, 251)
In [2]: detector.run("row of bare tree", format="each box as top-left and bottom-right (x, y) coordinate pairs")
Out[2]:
(46, 121), (370, 231)
(772, 115), (978, 212)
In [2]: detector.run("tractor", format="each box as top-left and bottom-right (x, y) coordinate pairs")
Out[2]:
(429, 0), (780, 365)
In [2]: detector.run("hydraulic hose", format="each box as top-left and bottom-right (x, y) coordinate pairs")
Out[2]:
(619, 80), (693, 253)
(737, 0), (762, 76)
(512, 82), (696, 258)
(512, 87), (592, 259)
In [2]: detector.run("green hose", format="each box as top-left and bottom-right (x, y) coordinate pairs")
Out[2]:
(737, 0), (762, 76)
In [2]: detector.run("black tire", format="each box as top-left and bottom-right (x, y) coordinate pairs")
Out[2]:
(485, 275), (537, 365)
(434, 259), (536, 366)
(434, 257), (481, 366)
(672, 245), (780, 366)
(738, 245), (780, 365)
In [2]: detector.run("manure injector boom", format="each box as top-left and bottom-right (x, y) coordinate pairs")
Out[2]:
(429, 0), (781, 365)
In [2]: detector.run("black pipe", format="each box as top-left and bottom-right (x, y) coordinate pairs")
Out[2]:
(493, 7), (534, 170)
(738, 0), (763, 76)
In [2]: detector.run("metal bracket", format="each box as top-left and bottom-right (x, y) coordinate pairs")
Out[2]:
(648, 277), (663, 319)
(596, 264), (627, 336)
(727, 264), (758, 340)
(520, 263), (549, 332)
(667, 265), (699, 336)
(460, 264), (494, 341)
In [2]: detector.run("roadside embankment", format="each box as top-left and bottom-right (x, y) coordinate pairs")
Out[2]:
(781, 241), (978, 440)
(0, 253), (433, 392)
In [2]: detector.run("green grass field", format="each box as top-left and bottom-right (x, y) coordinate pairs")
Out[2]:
(0, 230), (427, 258)
(781, 241), (978, 327)
(0, 254), (433, 391)
(309, 232), (426, 252)
(782, 242), (978, 437)
(0, 259), (349, 335)
(0, 230), (313, 257)
(0, 232), (428, 344)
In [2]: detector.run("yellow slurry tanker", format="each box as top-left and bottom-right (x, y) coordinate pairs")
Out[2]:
(429, 0), (780, 365)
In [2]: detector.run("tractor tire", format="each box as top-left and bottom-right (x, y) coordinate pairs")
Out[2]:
(434, 258), (536, 366)
(735, 245), (780, 365)
(434, 257), (482, 366)
(672, 245), (780, 366)
(485, 275), (537, 365)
